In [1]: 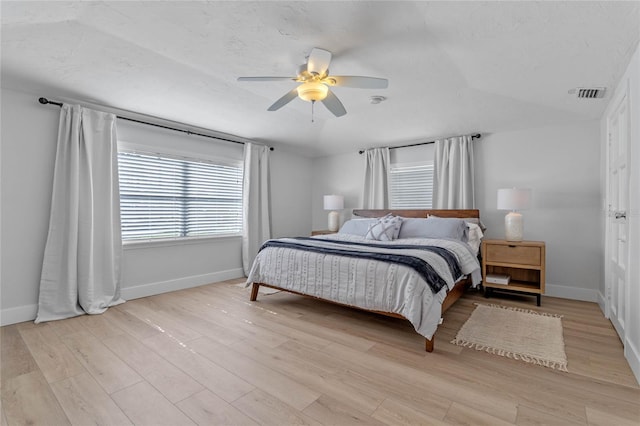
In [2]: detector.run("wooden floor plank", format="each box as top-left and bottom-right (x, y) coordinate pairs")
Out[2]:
(585, 405), (640, 426)
(111, 381), (196, 426)
(175, 389), (259, 426)
(444, 401), (518, 426)
(61, 330), (143, 394)
(231, 339), (386, 414)
(321, 340), (520, 423)
(118, 298), (202, 343)
(50, 372), (133, 426)
(188, 336), (321, 411)
(516, 404), (585, 426)
(0, 325), (39, 386)
(1, 371), (70, 426)
(0, 399), (7, 426)
(142, 333), (255, 403)
(1, 278), (638, 426)
(105, 306), (163, 341)
(372, 397), (450, 426)
(104, 333), (204, 403)
(76, 311), (127, 341)
(302, 393), (387, 425)
(232, 388), (321, 426)
(18, 325), (85, 383)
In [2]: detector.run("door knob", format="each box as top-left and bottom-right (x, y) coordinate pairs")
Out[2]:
(614, 211), (627, 219)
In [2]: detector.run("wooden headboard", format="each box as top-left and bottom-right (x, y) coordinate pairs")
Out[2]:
(352, 209), (480, 219)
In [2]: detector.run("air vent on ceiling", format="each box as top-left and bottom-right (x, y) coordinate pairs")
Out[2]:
(570, 87), (606, 99)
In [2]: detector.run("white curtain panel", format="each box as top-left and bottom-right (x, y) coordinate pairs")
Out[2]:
(362, 147), (390, 209)
(433, 135), (475, 209)
(36, 105), (124, 323)
(242, 143), (272, 276)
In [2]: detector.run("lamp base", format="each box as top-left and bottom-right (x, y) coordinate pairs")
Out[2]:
(328, 211), (340, 232)
(505, 212), (524, 241)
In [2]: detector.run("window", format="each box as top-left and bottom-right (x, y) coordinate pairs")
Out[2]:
(389, 163), (434, 209)
(118, 150), (243, 241)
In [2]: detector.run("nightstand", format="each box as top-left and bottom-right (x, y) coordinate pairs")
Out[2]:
(482, 239), (546, 306)
(311, 230), (335, 236)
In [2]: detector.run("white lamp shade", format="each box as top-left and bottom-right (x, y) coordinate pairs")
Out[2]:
(324, 195), (344, 211)
(497, 188), (531, 211)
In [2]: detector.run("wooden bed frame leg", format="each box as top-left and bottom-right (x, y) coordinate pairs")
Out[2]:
(250, 283), (260, 301)
(425, 338), (434, 352)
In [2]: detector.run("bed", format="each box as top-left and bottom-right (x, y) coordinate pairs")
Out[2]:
(246, 209), (483, 352)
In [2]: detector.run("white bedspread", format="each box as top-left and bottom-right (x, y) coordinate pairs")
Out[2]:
(246, 234), (481, 339)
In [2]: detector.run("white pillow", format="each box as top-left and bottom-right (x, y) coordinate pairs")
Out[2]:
(365, 214), (403, 241)
(462, 217), (487, 232)
(465, 222), (484, 254)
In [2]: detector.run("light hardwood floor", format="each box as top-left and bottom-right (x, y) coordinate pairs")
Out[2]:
(2, 278), (639, 425)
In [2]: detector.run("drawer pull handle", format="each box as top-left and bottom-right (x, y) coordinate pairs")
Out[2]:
(508, 245), (517, 248)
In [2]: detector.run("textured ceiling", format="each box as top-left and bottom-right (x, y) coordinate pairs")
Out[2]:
(2, 1), (639, 157)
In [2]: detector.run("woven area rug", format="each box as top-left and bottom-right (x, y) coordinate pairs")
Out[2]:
(451, 303), (568, 371)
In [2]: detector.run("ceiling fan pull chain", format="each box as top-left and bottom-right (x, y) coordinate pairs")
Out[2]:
(311, 100), (315, 123)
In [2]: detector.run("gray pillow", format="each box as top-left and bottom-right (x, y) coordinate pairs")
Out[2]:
(398, 217), (467, 241)
(339, 218), (379, 236)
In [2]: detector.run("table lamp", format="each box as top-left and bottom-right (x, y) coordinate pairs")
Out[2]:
(497, 188), (531, 241)
(324, 195), (344, 232)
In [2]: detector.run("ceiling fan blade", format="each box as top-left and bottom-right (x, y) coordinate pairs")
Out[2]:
(267, 89), (299, 111)
(307, 48), (332, 76)
(238, 76), (295, 82)
(329, 76), (389, 89)
(321, 90), (347, 117)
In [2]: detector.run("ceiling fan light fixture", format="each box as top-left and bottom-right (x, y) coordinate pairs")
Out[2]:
(297, 81), (328, 102)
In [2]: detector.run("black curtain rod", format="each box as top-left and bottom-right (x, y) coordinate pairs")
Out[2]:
(38, 97), (274, 151)
(358, 133), (481, 154)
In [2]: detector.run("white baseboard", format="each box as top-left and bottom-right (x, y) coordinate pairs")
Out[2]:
(120, 268), (244, 300)
(597, 290), (608, 317)
(0, 304), (38, 326)
(624, 339), (640, 386)
(0, 268), (245, 326)
(544, 283), (597, 302)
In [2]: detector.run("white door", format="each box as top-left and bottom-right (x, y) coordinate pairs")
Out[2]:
(606, 87), (630, 339)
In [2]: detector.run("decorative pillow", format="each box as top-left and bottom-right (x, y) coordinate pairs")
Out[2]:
(398, 216), (467, 241)
(365, 214), (403, 241)
(339, 218), (379, 236)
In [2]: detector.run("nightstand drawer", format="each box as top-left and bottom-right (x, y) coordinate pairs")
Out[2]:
(486, 244), (541, 266)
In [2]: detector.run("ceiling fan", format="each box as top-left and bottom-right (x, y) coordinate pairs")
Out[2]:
(238, 48), (388, 118)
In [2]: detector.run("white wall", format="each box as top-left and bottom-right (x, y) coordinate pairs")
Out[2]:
(1, 88), (59, 323)
(311, 143), (436, 230)
(0, 86), (312, 324)
(601, 41), (640, 383)
(475, 123), (602, 301)
(311, 122), (602, 302)
(270, 149), (313, 238)
(311, 151), (364, 230)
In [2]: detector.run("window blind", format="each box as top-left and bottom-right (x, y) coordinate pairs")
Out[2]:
(118, 150), (243, 241)
(389, 163), (434, 209)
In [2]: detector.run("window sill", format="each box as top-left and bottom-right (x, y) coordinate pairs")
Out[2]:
(123, 233), (242, 250)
